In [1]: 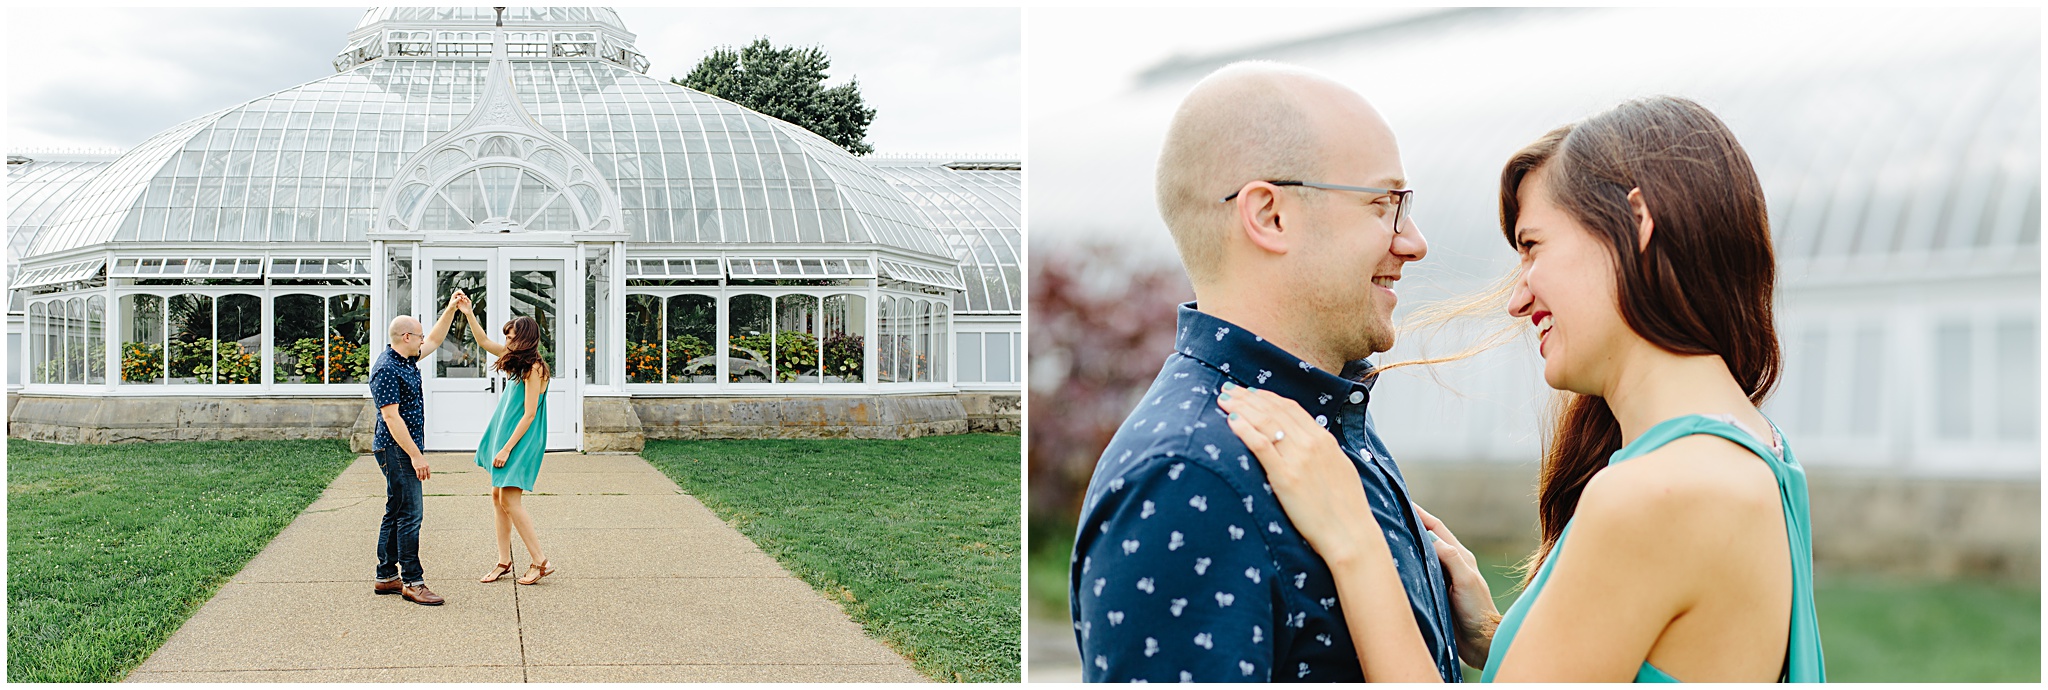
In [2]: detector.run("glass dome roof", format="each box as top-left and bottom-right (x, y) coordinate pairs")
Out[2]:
(873, 158), (1022, 313)
(20, 7), (958, 269)
(355, 7), (629, 33)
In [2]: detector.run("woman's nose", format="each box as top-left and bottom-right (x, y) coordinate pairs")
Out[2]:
(1507, 270), (1534, 318)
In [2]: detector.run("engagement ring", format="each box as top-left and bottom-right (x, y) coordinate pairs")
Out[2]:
(1274, 430), (1286, 443)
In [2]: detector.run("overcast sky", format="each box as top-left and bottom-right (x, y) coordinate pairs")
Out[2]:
(4, 7), (1020, 155)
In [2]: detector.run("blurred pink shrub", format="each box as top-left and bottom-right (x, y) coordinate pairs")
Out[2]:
(1027, 241), (1193, 533)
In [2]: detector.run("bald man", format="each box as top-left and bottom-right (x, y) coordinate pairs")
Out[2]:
(1068, 62), (1461, 681)
(369, 290), (467, 606)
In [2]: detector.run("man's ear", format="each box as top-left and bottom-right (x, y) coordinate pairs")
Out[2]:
(1233, 182), (1292, 255)
(1627, 187), (1654, 252)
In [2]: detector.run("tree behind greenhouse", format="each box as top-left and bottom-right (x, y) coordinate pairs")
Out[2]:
(674, 38), (877, 156)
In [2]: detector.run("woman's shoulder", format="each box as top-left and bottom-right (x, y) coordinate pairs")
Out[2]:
(1576, 438), (1782, 556)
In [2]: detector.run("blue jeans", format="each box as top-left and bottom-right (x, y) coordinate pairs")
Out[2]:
(374, 446), (425, 585)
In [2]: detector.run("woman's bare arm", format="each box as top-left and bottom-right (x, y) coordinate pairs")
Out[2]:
(1219, 385), (1444, 682)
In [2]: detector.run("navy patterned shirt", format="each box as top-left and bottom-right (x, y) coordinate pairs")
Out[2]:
(370, 346), (425, 452)
(1069, 303), (1461, 682)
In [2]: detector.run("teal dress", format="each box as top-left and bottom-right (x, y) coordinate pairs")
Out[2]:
(475, 378), (548, 491)
(1481, 414), (1825, 682)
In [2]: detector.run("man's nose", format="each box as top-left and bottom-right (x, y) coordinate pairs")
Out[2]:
(1394, 218), (1427, 262)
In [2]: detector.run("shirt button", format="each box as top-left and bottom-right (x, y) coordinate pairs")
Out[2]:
(1348, 391), (1364, 404)
(1315, 415), (1328, 427)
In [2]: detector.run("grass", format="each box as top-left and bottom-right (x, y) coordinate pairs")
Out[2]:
(1026, 528), (2040, 682)
(641, 433), (1021, 683)
(8, 439), (358, 683)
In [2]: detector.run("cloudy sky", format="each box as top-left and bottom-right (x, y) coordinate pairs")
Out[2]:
(4, 7), (1020, 155)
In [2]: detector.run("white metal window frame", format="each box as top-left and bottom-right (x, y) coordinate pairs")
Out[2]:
(86, 284), (376, 395)
(619, 285), (892, 394)
(14, 257), (107, 290)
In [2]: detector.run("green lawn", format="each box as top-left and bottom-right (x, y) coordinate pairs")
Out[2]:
(642, 434), (1021, 683)
(8, 439), (357, 683)
(1027, 531), (2040, 682)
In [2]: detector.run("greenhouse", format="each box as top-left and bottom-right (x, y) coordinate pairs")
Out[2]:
(6, 7), (1021, 450)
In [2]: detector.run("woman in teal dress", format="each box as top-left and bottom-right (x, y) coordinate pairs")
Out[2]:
(1218, 97), (1824, 681)
(457, 304), (557, 586)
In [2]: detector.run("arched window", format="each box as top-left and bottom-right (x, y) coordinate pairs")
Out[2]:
(728, 294), (772, 383)
(823, 294), (866, 383)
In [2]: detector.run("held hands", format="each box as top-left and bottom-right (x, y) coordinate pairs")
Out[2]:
(1216, 382), (1380, 566)
(1415, 502), (1501, 667)
(450, 290), (474, 316)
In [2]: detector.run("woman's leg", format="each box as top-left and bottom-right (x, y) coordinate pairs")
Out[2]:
(493, 486), (514, 564)
(502, 487), (548, 570)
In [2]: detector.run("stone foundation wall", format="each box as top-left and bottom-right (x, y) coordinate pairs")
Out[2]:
(960, 392), (1022, 434)
(9, 392), (1013, 449)
(9, 394), (365, 445)
(632, 394), (970, 440)
(1400, 460), (2040, 583)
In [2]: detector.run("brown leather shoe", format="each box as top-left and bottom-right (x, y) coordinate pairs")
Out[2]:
(374, 579), (402, 595)
(401, 583), (444, 606)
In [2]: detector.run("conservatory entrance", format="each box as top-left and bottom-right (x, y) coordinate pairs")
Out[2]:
(415, 243), (582, 451)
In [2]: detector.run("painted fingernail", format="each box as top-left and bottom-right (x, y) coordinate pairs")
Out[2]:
(1221, 381), (1239, 390)
(1228, 412), (1240, 421)
(1219, 392), (1232, 402)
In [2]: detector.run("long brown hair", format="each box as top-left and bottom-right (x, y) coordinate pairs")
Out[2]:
(494, 316), (547, 381)
(1501, 97), (1781, 583)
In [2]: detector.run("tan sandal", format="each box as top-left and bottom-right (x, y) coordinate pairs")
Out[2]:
(479, 561), (513, 583)
(517, 559), (555, 585)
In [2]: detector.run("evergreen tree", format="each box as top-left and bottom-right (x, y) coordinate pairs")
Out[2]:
(675, 38), (876, 155)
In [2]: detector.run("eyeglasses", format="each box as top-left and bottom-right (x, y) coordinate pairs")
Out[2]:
(396, 331), (422, 341)
(1220, 181), (1415, 234)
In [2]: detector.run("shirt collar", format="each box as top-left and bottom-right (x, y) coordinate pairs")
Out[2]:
(1173, 302), (1376, 421)
(385, 344), (420, 365)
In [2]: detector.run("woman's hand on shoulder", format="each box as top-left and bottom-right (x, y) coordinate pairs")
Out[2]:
(1415, 502), (1500, 667)
(1216, 383), (1376, 565)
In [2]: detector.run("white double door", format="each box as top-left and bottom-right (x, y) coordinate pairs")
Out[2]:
(419, 245), (582, 451)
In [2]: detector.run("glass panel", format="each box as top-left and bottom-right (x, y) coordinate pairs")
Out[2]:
(625, 293), (662, 383)
(86, 296), (106, 385)
(776, 294), (821, 383)
(217, 294), (262, 385)
(1794, 328), (1827, 435)
(167, 294), (215, 385)
(386, 244), (414, 319)
(914, 301), (931, 383)
(122, 295), (164, 384)
(988, 332), (1014, 384)
(899, 300), (917, 383)
(65, 299), (85, 384)
(957, 332), (983, 384)
(508, 259), (559, 373)
(666, 295), (716, 383)
(29, 303), (46, 385)
(1934, 321), (1971, 439)
(436, 261), (489, 378)
(1995, 317), (2038, 442)
(1848, 324), (1882, 436)
(586, 246), (610, 385)
(328, 294), (371, 384)
(727, 294), (772, 383)
(931, 303), (947, 383)
(876, 297), (895, 384)
(482, 166), (521, 219)
(274, 294), (325, 383)
(823, 294), (865, 384)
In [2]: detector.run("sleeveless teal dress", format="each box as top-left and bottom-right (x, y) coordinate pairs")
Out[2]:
(1480, 414), (1826, 682)
(475, 378), (548, 492)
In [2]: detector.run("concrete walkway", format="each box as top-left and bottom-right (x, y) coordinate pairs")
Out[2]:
(126, 452), (926, 683)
